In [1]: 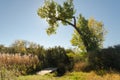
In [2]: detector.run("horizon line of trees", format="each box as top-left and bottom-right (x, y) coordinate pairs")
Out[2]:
(0, 39), (120, 75)
(0, 39), (119, 54)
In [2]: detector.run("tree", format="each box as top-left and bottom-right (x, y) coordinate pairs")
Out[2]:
(0, 45), (5, 53)
(11, 40), (28, 54)
(37, 0), (106, 52)
(71, 15), (106, 52)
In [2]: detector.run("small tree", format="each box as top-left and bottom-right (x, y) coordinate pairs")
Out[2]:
(11, 40), (28, 54)
(37, 0), (106, 52)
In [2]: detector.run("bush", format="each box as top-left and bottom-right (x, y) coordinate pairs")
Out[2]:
(73, 61), (87, 72)
(67, 52), (87, 71)
(42, 46), (70, 75)
(56, 63), (66, 76)
(44, 46), (69, 67)
(88, 44), (120, 71)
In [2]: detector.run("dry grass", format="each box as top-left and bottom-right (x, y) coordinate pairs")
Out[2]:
(0, 53), (39, 66)
(73, 61), (87, 71)
(85, 71), (120, 80)
(0, 53), (40, 75)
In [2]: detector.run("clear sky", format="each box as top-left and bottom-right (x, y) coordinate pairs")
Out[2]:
(0, 0), (120, 48)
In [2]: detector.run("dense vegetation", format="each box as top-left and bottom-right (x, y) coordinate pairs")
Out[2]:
(0, 40), (120, 78)
(0, 40), (73, 77)
(88, 45), (120, 71)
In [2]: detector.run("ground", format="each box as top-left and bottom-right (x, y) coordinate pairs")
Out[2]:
(17, 71), (120, 80)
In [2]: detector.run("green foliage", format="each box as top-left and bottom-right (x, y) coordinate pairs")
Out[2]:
(0, 45), (5, 53)
(88, 44), (120, 71)
(10, 40), (28, 54)
(5, 40), (45, 56)
(67, 52), (85, 63)
(37, 0), (106, 53)
(71, 15), (106, 52)
(0, 40), (73, 75)
(66, 52), (87, 71)
(37, 0), (75, 35)
(57, 63), (66, 76)
(37, 0), (58, 35)
(44, 46), (69, 67)
(39, 46), (70, 75)
(57, 0), (75, 21)
(45, 47), (70, 76)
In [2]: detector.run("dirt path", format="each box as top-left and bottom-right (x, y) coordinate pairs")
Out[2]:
(36, 68), (57, 75)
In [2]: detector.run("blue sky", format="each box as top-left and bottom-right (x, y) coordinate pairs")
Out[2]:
(0, 0), (120, 48)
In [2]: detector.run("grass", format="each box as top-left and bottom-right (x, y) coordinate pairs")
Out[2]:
(17, 71), (120, 80)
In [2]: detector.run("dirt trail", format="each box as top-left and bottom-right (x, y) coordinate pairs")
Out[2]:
(37, 68), (57, 75)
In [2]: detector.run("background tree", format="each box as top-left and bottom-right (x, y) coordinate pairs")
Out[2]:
(11, 40), (28, 54)
(37, 0), (106, 52)
(0, 45), (5, 53)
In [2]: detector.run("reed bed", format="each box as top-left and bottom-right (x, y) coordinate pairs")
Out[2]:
(0, 53), (40, 75)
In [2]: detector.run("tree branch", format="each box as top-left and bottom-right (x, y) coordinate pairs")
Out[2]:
(53, 16), (90, 51)
(56, 17), (90, 51)
(56, 17), (75, 27)
(73, 16), (76, 27)
(55, 17), (83, 37)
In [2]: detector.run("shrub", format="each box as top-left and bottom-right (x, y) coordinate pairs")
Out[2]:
(56, 63), (66, 76)
(88, 44), (120, 71)
(42, 46), (70, 75)
(73, 61), (87, 72)
(44, 46), (69, 67)
(67, 52), (87, 71)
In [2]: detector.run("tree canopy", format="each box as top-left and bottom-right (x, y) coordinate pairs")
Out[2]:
(37, 0), (106, 52)
(71, 15), (106, 52)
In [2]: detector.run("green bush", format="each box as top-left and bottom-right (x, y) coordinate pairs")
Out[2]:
(44, 46), (69, 67)
(88, 44), (120, 71)
(67, 52), (87, 71)
(42, 46), (70, 75)
(56, 63), (66, 76)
